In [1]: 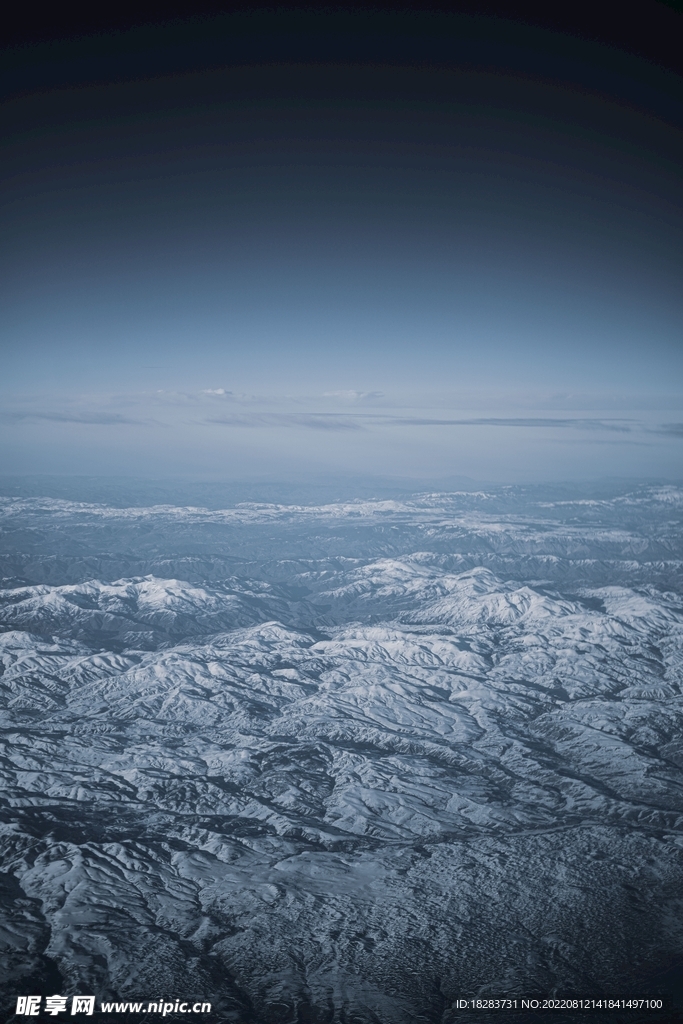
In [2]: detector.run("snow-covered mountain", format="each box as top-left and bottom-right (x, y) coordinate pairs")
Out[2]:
(0, 485), (682, 1022)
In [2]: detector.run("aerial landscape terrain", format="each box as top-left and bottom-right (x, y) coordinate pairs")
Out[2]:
(0, 481), (681, 1021)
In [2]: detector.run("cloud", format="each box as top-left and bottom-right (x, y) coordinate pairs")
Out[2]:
(0, 391), (656, 443)
(322, 391), (385, 403)
(1, 410), (143, 425)
(203, 412), (640, 434)
(207, 413), (362, 430)
(382, 417), (634, 431)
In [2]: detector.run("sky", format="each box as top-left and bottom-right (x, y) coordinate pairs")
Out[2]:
(1, 9), (682, 485)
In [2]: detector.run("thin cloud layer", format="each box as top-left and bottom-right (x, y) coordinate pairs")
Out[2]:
(0, 388), (680, 481)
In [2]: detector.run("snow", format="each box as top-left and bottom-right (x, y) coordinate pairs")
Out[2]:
(0, 485), (682, 1020)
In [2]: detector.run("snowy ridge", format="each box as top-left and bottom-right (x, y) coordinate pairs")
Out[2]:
(0, 577), (285, 649)
(1, 566), (681, 837)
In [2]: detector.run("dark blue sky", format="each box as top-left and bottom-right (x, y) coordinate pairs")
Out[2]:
(1, 10), (682, 482)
